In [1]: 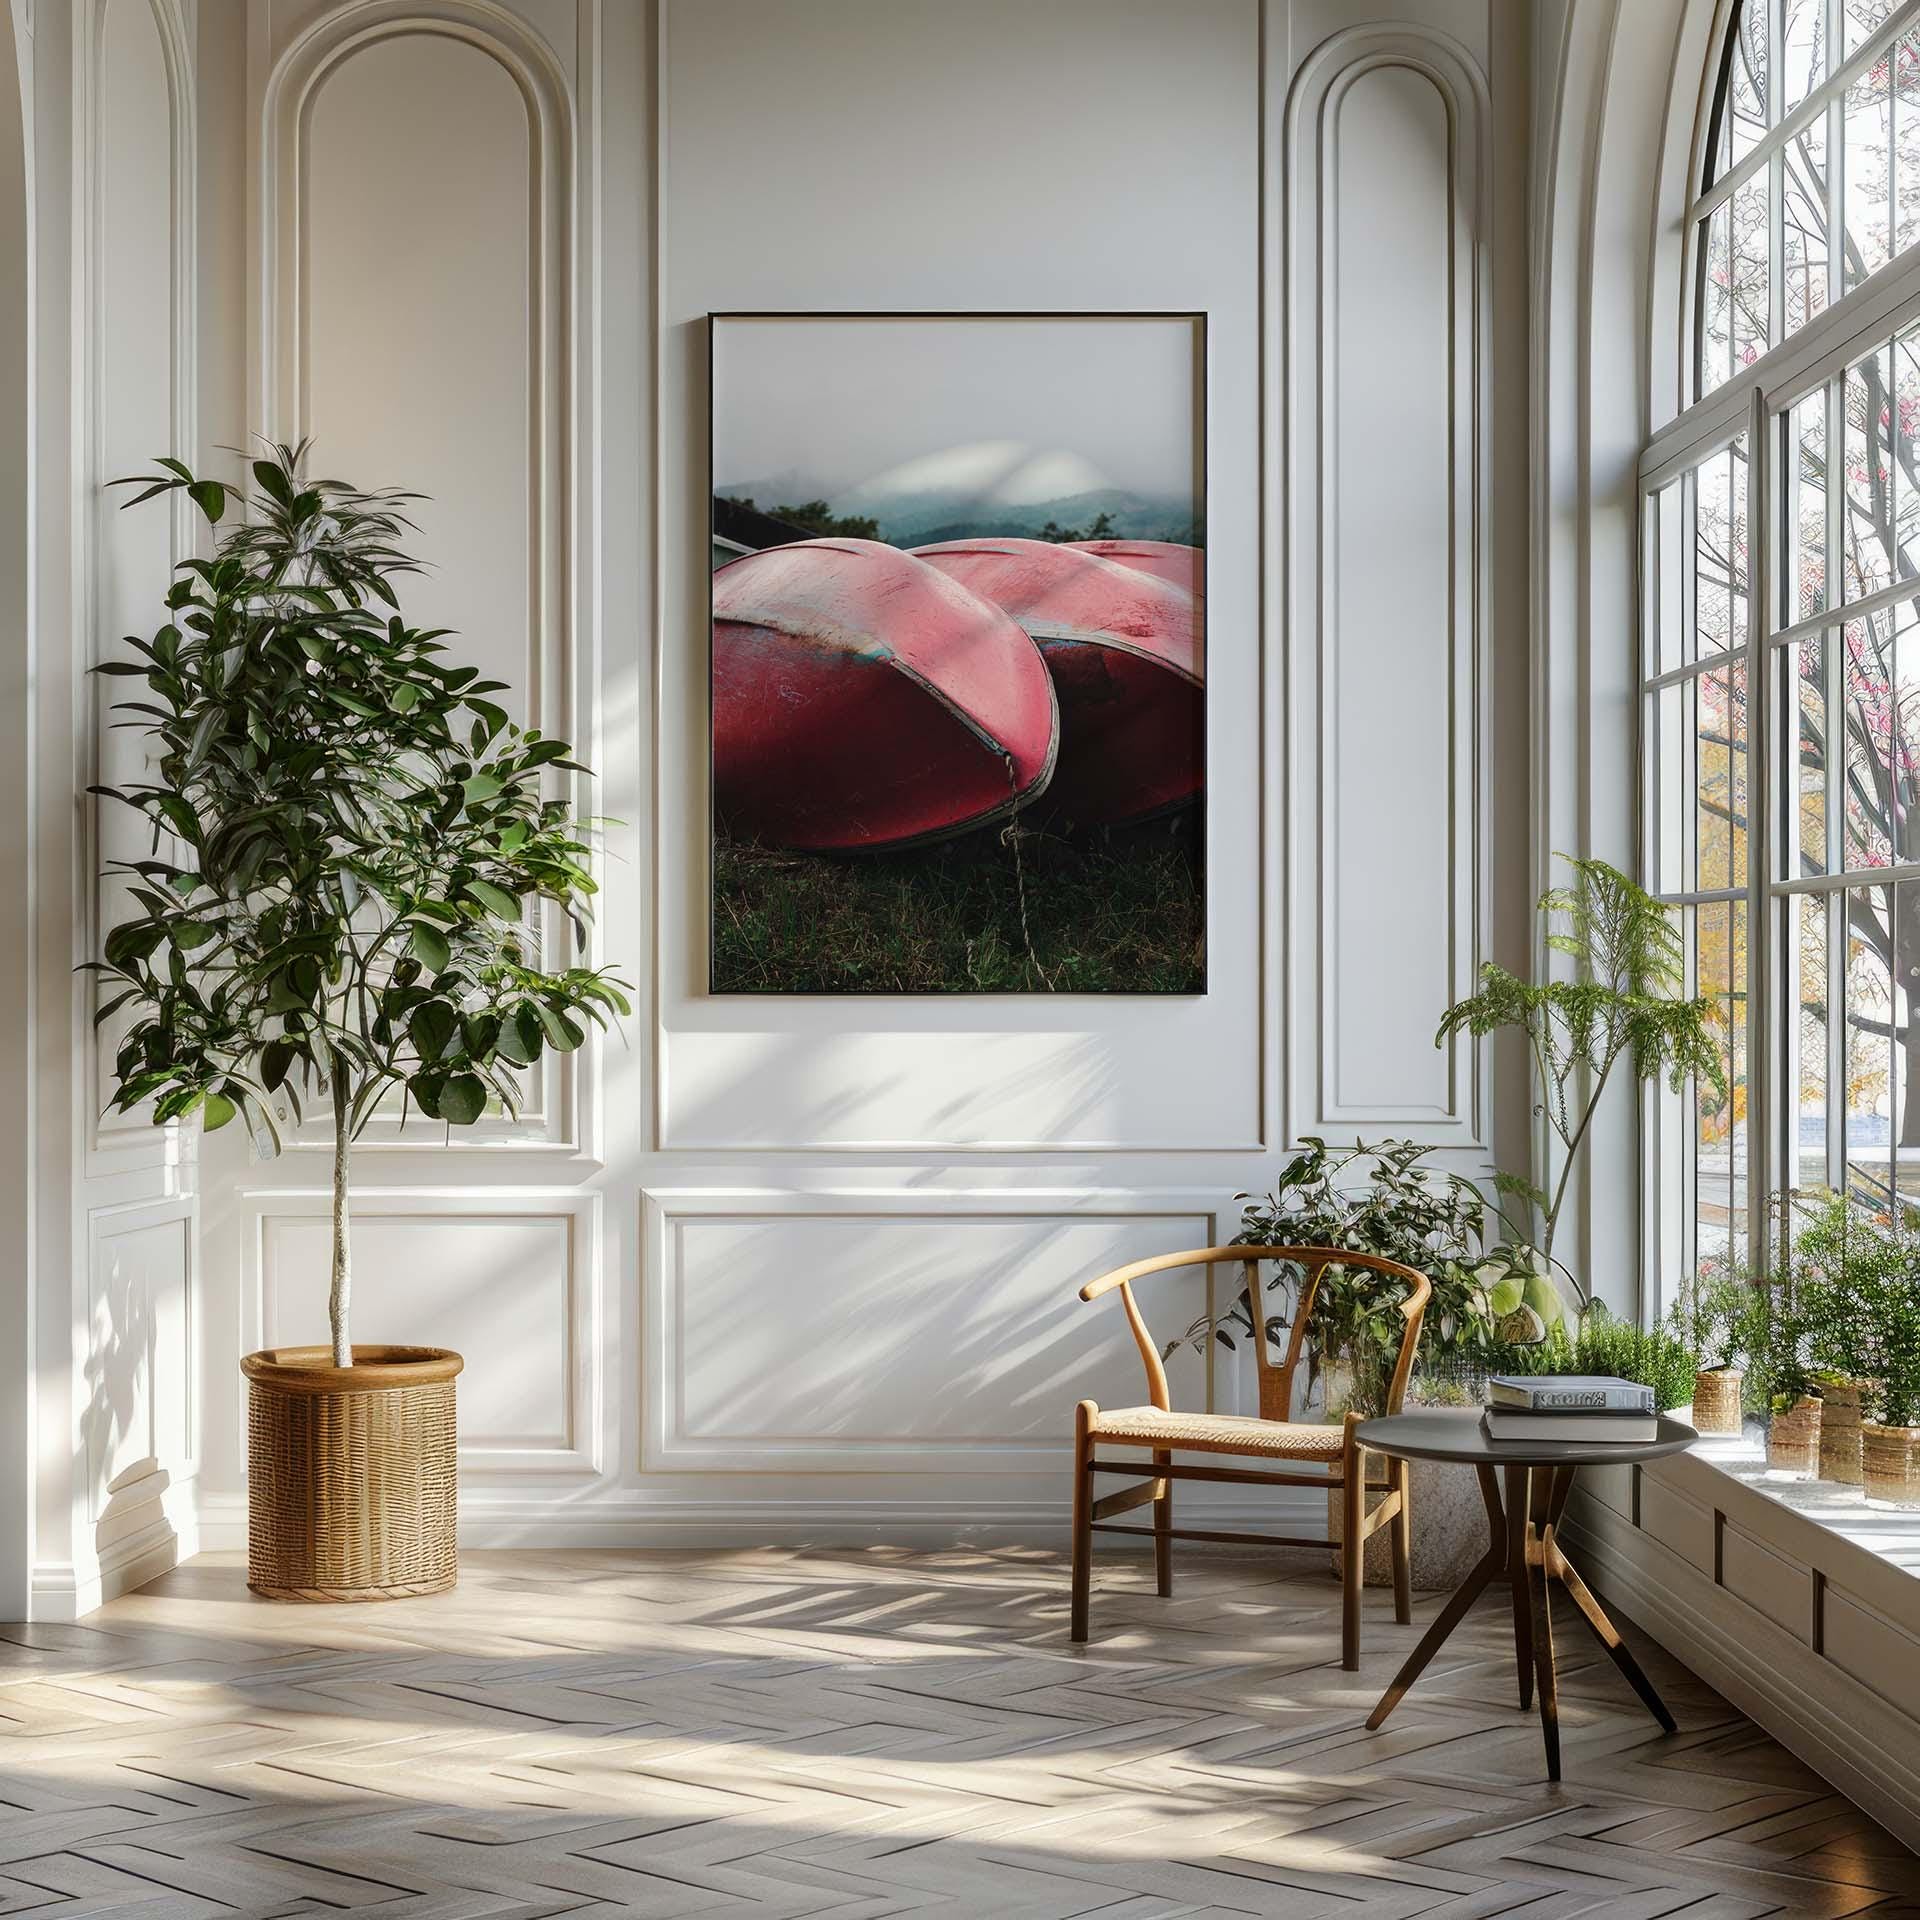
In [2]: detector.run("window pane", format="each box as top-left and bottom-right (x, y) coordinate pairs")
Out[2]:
(1728, 3), (1770, 165)
(1655, 680), (1689, 895)
(1842, 610), (1898, 865)
(1846, 882), (1897, 1210)
(1895, 329), (1920, 581)
(1844, 0), (1898, 60)
(1699, 663), (1749, 893)
(1784, 0), (1828, 116)
(1896, 37), (1920, 258)
(1844, 42), (1893, 291)
(1697, 901), (1738, 1264)
(1657, 478), (1687, 673)
(1731, 169), (1772, 372)
(1790, 390), (1829, 623)
(1843, 347), (1896, 600)
(1700, 206), (1734, 397)
(1792, 632), (1828, 875)
(1697, 445), (1739, 653)
(1794, 891), (1831, 1191)
(1784, 101), (1832, 340)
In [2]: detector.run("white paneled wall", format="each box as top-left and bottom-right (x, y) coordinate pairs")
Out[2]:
(17, 0), (203, 1620)
(163, 0), (1531, 1563)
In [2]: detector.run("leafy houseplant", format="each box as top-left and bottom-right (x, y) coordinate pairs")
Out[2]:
(91, 446), (628, 1598)
(1188, 1137), (1494, 1420)
(1173, 1138), (1502, 1594)
(1436, 856), (1726, 1318)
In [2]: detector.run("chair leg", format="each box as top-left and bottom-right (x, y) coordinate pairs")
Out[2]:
(1389, 1456), (1412, 1625)
(1152, 1447), (1173, 1597)
(1341, 1422), (1365, 1671)
(1070, 1400), (1095, 1642)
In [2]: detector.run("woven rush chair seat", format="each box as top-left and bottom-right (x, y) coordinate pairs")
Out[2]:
(1087, 1406), (1346, 1459)
(1069, 1244), (1431, 1671)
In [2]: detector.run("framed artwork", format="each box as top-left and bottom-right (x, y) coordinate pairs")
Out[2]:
(708, 310), (1206, 994)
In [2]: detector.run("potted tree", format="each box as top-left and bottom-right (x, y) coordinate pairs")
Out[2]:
(1435, 856), (1725, 1320)
(89, 446), (628, 1600)
(1751, 1270), (1822, 1478)
(1793, 1191), (1890, 1484)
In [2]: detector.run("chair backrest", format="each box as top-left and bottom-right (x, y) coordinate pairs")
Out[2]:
(1079, 1244), (1433, 1420)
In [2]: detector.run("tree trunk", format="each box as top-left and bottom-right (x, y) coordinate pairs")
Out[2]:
(329, 1066), (351, 1367)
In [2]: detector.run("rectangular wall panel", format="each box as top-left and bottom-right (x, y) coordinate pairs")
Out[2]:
(257, 1202), (594, 1472)
(1721, 1519), (1813, 1642)
(86, 1206), (194, 1521)
(656, 0), (1266, 1154)
(647, 1196), (1225, 1472)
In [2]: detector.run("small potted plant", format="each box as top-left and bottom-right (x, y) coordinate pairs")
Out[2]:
(90, 446), (629, 1601)
(1751, 1274), (1822, 1478)
(1435, 856), (1725, 1321)
(1860, 1255), (1920, 1509)
(1674, 1264), (1763, 1435)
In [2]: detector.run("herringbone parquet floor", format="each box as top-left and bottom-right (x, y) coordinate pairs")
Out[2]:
(2, 1544), (1916, 1917)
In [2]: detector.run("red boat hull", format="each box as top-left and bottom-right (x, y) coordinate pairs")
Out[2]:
(1069, 539), (1204, 598)
(911, 538), (1203, 824)
(712, 539), (1058, 852)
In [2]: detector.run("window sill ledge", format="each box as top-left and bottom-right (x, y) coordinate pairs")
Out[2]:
(1682, 1427), (1920, 1579)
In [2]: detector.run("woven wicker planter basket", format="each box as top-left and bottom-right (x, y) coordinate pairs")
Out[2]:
(1693, 1367), (1744, 1435)
(242, 1345), (463, 1602)
(1765, 1394), (1821, 1476)
(1816, 1377), (1871, 1484)
(1862, 1423), (1920, 1509)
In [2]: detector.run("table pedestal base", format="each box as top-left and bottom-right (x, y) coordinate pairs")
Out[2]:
(1364, 1461), (1675, 1781)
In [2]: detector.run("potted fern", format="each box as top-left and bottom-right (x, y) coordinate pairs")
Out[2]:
(1435, 856), (1725, 1323)
(90, 446), (628, 1600)
(1674, 1263), (1765, 1434)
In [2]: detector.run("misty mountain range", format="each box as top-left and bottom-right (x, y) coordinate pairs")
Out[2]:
(715, 480), (1203, 548)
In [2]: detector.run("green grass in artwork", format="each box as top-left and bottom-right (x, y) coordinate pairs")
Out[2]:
(712, 823), (1205, 994)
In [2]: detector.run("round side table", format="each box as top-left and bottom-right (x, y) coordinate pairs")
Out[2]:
(1353, 1407), (1696, 1781)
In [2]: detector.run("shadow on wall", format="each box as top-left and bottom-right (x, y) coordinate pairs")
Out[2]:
(79, 1245), (177, 1547)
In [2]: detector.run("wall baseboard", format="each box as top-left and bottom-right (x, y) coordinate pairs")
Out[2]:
(30, 1507), (198, 1622)
(1563, 1488), (1920, 1855)
(190, 1488), (1329, 1554)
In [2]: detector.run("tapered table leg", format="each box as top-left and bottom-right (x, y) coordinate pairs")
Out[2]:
(1548, 1538), (1677, 1733)
(1529, 1476), (1561, 1781)
(1366, 1464), (1509, 1732)
(1504, 1463), (1532, 1709)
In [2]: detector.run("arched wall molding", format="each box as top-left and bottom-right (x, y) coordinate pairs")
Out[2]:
(77, 0), (198, 1158)
(1282, 21), (1493, 1150)
(255, 0), (579, 1148)
(257, 0), (572, 729)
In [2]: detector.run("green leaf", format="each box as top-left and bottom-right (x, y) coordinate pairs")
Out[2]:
(186, 480), (227, 524)
(260, 1039), (295, 1091)
(201, 1089), (237, 1131)
(408, 1000), (459, 1064)
(253, 459), (294, 507)
(408, 922), (451, 975)
(495, 1008), (541, 1065)
(409, 1069), (446, 1119)
(532, 1001), (585, 1052)
(465, 878), (519, 920)
(461, 773), (503, 808)
(438, 1072), (487, 1126)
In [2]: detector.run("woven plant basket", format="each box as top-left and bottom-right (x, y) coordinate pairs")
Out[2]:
(1765, 1394), (1821, 1477)
(1862, 1423), (1920, 1509)
(1693, 1367), (1744, 1435)
(242, 1345), (462, 1602)
(1816, 1377), (1871, 1485)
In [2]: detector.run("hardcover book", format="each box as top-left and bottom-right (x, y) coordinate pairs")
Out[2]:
(1486, 1373), (1655, 1414)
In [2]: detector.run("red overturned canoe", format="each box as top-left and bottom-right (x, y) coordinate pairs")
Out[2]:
(912, 537), (1203, 825)
(712, 538), (1058, 852)
(1069, 538), (1204, 599)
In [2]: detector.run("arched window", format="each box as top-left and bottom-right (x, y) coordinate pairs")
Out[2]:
(1646, 0), (1920, 1284)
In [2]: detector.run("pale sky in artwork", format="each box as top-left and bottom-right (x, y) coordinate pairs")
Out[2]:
(712, 315), (1201, 508)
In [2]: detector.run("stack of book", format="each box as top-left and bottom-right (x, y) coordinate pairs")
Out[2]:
(1482, 1374), (1658, 1444)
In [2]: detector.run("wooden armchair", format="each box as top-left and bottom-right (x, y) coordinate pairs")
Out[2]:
(1070, 1245), (1431, 1671)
